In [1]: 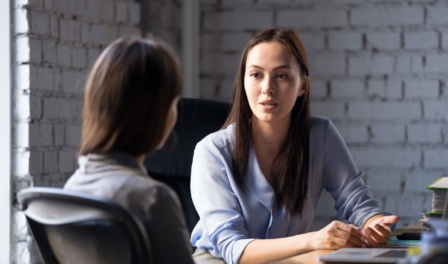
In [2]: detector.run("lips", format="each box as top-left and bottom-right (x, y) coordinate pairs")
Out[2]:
(259, 100), (278, 110)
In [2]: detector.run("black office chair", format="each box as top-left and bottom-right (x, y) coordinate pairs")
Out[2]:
(17, 187), (154, 264)
(144, 98), (231, 233)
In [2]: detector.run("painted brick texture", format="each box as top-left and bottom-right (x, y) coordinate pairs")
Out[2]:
(12, 0), (141, 262)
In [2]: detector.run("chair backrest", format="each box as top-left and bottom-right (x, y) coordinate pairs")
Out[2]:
(18, 187), (154, 264)
(144, 98), (230, 233)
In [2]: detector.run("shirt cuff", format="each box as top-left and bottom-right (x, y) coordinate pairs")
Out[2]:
(231, 238), (254, 264)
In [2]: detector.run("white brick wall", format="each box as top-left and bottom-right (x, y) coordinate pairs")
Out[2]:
(197, 0), (448, 229)
(12, 0), (141, 262)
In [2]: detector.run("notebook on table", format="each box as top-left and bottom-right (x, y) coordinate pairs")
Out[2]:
(318, 248), (408, 263)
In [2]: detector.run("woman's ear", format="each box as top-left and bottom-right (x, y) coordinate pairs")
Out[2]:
(297, 78), (307, 97)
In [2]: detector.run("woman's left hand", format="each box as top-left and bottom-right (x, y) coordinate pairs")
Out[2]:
(362, 215), (399, 247)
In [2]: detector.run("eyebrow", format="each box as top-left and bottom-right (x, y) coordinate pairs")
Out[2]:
(247, 65), (292, 71)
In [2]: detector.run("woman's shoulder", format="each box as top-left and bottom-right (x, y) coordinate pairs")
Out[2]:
(310, 115), (333, 132)
(196, 123), (235, 152)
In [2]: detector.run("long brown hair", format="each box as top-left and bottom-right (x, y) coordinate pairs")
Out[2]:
(79, 36), (182, 156)
(223, 28), (311, 216)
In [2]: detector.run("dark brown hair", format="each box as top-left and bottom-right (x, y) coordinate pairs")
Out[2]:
(79, 36), (182, 156)
(223, 28), (311, 216)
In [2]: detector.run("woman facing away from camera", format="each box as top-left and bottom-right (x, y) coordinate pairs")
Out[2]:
(190, 28), (399, 264)
(64, 36), (194, 264)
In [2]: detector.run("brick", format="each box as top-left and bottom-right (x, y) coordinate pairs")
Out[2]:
(403, 170), (443, 193)
(30, 95), (42, 120)
(116, 2), (128, 23)
(50, 15), (59, 38)
(367, 78), (402, 100)
(71, 47), (86, 68)
(328, 32), (362, 50)
(30, 66), (53, 90)
(396, 55), (424, 74)
(311, 102), (345, 119)
(310, 79), (327, 98)
(298, 33), (325, 51)
(278, 9), (347, 28)
(60, 19), (81, 42)
(396, 194), (426, 218)
(405, 80), (439, 99)
(66, 124), (81, 147)
(29, 10), (50, 36)
(221, 32), (251, 52)
(348, 55), (394, 76)
(443, 31), (448, 49)
(348, 102), (421, 120)
(310, 54), (345, 77)
(29, 123), (52, 147)
(53, 125), (65, 146)
(118, 25), (140, 38)
(43, 98), (64, 119)
(427, 7), (448, 25)
(204, 11), (273, 31)
(57, 44), (71, 67)
(366, 32), (400, 50)
(351, 6), (423, 26)
(330, 79), (364, 99)
(87, 0), (114, 21)
(425, 54), (448, 73)
(370, 124), (405, 143)
(44, 151), (58, 173)
(366, 172), (401, 192)
(424, 150), (448, 169)
(71, 99), (84, 120)
(62, 70), (83, 94)
(404, 31), (438, 50)
(90, 24), (108, 45)
(87, 48), (101, 68)
(424, 101), (448, 121)
(42, 39), (57, 64)
(58, 150), (76, 173)
(408, 124), (442, 144)
(336, 124), (368, 144)
(129, 2), (141, 25)
(29, 38), (42, 63)
(351, 148), (420, 168)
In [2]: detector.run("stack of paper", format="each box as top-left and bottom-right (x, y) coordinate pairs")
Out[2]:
(425, 177), (448, 218)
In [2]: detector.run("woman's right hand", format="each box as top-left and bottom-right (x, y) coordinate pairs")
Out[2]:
(308, 221), (367, 250)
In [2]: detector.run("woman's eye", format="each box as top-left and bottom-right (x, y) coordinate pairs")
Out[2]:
(250, 73), (261, 78)
(277, 73), (288, 79)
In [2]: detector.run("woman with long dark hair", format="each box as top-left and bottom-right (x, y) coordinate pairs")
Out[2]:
(190, 28), (398, 264)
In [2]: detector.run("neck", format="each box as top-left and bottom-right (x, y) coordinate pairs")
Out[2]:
(252, 117), (290, 147)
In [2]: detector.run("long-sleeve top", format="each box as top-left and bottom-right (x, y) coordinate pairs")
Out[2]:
(190, 116), (389, 264)
(64, 151), (194, 264)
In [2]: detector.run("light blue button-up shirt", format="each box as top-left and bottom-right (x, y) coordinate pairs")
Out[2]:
(191, 117), (388, 264)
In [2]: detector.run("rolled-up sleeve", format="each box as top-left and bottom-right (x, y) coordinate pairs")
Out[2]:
(322, 120), (388, 227)
(191, 138), (254, 264)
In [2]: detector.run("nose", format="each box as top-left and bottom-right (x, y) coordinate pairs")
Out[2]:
(261, 76), (274, 95)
